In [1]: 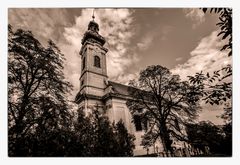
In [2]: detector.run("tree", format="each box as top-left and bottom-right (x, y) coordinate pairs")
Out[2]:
(8, 25), (73, 156)
(221, 122), (232, 156)
(186, 121), (231, 156)
(89, 106), (118, 156)
(114, 120), (136, 156)
(73, 106), (135, 157)
(188, 66), (232, 106)
(126, 65), (201, 153)
(69, 108), (94, 156)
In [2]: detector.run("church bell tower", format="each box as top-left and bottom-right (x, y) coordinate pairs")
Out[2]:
(78, 14), (108, 98)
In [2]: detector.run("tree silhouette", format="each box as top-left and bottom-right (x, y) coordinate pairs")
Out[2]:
(126, 65), (201, 153)
(186, 121), (231, 156)
(8, 25), (73, 156)
(73, 106), (135, 156)
(114, 119), (136, 156)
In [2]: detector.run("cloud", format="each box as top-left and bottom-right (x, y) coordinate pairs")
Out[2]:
(137, 33), (155, 51)
(160, 25), (174, 40)
(8, 8), (70, 46)
(175, 57), (183, 62)
(112, 72), (139, 85)
(171, 30), (231, 81)
(183, 8), (205, 28)
(198, 102), (224, 125)
(62, 9), (137, 98)
(137, 25), (173, 50)
(171, 31), (231, 125)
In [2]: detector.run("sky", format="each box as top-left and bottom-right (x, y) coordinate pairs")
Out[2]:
(8, 8), (232, 125)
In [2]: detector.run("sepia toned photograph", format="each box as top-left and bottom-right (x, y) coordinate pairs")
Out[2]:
(8, 8), (232, 157)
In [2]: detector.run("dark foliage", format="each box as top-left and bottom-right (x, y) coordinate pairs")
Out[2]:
(186, 121), (231, 156)
(8, 24), (73, 156)
(188, 65), (232, 107)
(114, 119), (136, 156)
(72, 106), (135, 157)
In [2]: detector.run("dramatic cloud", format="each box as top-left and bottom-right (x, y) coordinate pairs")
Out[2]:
(171, 30), (231, 81)
(8, 8), (70, 46)
(183, 8), (206, 28)
(137, 25), (173, 50)
(112, 72), (139, 85)
(171, 31), (231, 124)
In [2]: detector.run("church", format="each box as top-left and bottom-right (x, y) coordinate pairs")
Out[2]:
(75, 16), (189, 156)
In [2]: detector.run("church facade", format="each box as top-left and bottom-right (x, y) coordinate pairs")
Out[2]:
(75, 18), (188, 156)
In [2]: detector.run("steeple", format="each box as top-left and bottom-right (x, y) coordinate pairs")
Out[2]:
(81, 12), (105, 46)
(76, 10), (108, 100)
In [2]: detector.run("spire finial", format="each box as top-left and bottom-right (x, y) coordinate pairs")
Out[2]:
(92, 9), (95, 21)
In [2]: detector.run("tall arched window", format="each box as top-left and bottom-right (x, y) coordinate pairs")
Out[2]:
(82, 57), (85, 70)
(94, 55), (101, 68)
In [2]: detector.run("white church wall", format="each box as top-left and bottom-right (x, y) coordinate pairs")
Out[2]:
(110, 98), (134, 134)
(108, 97), (160, 155)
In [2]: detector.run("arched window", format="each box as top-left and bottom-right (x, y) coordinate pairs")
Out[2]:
(94, 55), (101, 68)
(82, 57), (85, 70)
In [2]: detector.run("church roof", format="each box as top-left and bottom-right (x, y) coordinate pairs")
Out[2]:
(108, 81), (131, 96)
(106, 81), (152, 101)
(75, 80), (149, 103)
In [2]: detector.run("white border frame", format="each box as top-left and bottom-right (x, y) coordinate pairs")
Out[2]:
(1, 1), (239, 165)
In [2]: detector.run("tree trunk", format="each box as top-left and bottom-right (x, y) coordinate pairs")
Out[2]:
(159, 122), (173, 154)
